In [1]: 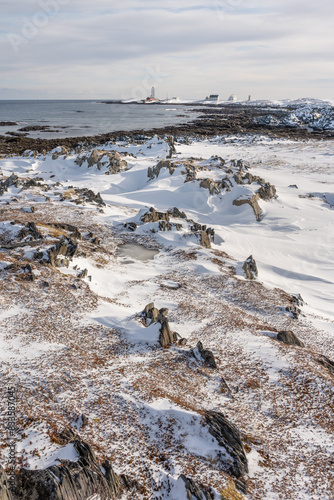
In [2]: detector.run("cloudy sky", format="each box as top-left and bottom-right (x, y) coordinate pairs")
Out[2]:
(0, 0), (333, 100)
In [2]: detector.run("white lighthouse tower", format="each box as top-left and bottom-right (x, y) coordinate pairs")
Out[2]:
(150, 87), (156, 99)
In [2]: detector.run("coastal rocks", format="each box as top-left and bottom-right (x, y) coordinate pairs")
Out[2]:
(242, 255), (258, 280)
(195, 341), (217, 368)
(180, 474), (214, 500)
(75, 149), (127, 174)
(277, 330), (304, 347)
(204, 410), (248, 478)
(13, 438), (123, 500)
(0, 466), (13, 500)
(147, 159), (175, 180)
(52, 146), (71, 160)
(141, 207), (169, 223)
(233, 194), (262, 222)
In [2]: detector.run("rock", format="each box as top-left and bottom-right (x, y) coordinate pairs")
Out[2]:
(141, 207), (169, 223)
(52, 146), (71, 160)
(159, 318), (174, 348)
(200, 230), (211, 248)
(124, 222), (137, 232)
(48, 237), (78, 268)
(200, 178), (223, 195)
(147, 159), (175, 180)
(13, 439), (123, 500)
(242, 255), (258, 280)
(233, 172), (244, 185)
(168, 207), (187, 219)
(257, 182), (276, 200)
(204, 410), (248, 478)
(285, 305), (301, 319)
(0, 174), (20, 196)
(277, 330), (304, 347)
(317, 355), (334, 376)
(75, 150), (127, 174)
(233, 194), (262, 221)
(77, 268), (88, 279)
(143, 303), (159, 324)
(196, 341), (217, 368)
(180, 474), (214, 500)
(0, 466), (12, 500)
(74, 188), (105, 206)
(159, 221), (172, 231)
(166, 135), (176, 158)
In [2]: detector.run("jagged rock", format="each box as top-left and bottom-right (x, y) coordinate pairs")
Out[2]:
(159, 220), (172, 231)
(277, 330), (304, 347)
(285, 305), (301, 319)
(204, 410), (248, 478)
(200, 230), (211, 248)
(77, 268), (88, 279)
(242, 255), (258, 280)
(233, 172), (244, 185)
(13, 439), (123, 500)
(234, 478), (248, 495)
(147, 159), (175, 180)
(52, 146), (71, 160)
(317, 355), (334, 376)
(200, 178), (224, 195)
(124, 222), (137, 232)
(141, 207), (169, 223)
(74, 188), (105, 206)
(233, 194), (262, 221)
(143, 303), (160, 324)
(75, 150), (127, 174)
(168, 207), (187, 219)
(159, 318), (174, 348)
(166, 135), (176, 158)
(196, 341), (217, 368)
(21, 177), (45, 191)
(0, 174), (20, 196)
(18, 222), (43, 241)
(180, 474), (214, 500)
(257, 182), (276, 200)
(48, 237), (78, 268)
(0, 465), (12, 500)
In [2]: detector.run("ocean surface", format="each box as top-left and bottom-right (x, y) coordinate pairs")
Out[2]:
(0, 100), (197, 139)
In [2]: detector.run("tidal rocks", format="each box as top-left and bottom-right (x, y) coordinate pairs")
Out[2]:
(277, 330), (304, 347)
(204, 410), (248, 478)
(242, 255), (258, 280)
(147, 159), (175, 180)
(233, 194), (262, 222)
(13, 439), (123, 500)
(180, 474), (214, 500)
(196, 341), (217, 368)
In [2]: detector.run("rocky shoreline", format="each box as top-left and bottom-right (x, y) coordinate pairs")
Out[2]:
(1, 104), (334, 157)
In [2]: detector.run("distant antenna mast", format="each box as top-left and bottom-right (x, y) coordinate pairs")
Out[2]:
(151, 87), (155, 99)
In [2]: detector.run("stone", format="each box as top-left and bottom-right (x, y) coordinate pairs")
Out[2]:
(317, 355), (334, 376)
(168, 207), (187, 219)
(200, 230), (211, 248)
(257, 182), (276, 200)
(141, 207), (169, 223)
(124, 222), (137, 232)
(143, 303), (159, 324)
(147, 159), (175, 180)
(233, 194), (262, 221)
(180, 474), (214, 500)
(242, 255), (258, 280)
(204, 410), (248, 478)
(48, 237), (78, 268)
(196, 341), (217, 368)
(13, 440), (123, 500)
(159, 318), (174, 348)
(277, 330), (304, 347)
(233, 172), (244, 185)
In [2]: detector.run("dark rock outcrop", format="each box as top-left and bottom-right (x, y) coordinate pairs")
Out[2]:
(147, 159), (175, 180)
(204, 410), (248, 478)
(180, 474), (214, 500)
(142, 303), (175, 348)
(196, 341), (217, 368)
(48, 237), (78, 268)
(141, 207), (169, 223)
(13, 439), (123, 500)
(0, 174), (20, 196)
(233, 194), (262, 221)
(200, 230), (211, 249)
(242, 255), (258, 280)
(277, 330), (304, 347)
(257, 182), (276, 200)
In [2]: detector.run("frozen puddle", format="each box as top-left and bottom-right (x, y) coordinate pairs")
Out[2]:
(116, 243), (159, 263)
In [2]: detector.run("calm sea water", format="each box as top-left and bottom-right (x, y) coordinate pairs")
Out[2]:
(0, 100), (196, 139)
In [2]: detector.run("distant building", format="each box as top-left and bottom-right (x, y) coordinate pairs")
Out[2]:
(248, 95), (252, 101)
(205, 94), (219, 102)
(145, 86), (159, 102)
(228, 94), (237, 102)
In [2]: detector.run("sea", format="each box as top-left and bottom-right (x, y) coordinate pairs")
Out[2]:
(0, 100), (197, 139)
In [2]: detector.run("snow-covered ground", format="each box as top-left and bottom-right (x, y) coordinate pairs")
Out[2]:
(0, 133), (333, 499)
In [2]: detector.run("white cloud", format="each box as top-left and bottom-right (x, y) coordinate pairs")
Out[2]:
(0, 0), (333, 99)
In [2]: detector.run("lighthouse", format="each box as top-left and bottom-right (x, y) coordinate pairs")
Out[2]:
(150, 87), (155, 99)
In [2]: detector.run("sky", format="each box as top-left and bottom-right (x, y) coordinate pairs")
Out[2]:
(0, 0), (333, 101)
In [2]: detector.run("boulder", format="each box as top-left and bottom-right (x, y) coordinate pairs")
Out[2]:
(233, 194), (262, 222)
(200, 230), (211, 248)
(204, 411), (248, 478)
(257, 182), (276, 200)
(277, 330), (304, 347)
(242, 255), (258, 280)
(76, 150), (127, 174)
(159, 318), (174, 348)
(196, 341), (217, 368)
(141, 207), (169, 223)
(180, 474), (214, 500)
(168, 207), (187, 219)
(143, 303), (159, 324)
(147, 160), (175, 180)
(48, 237), (78, 268)
(13, 439), (123, 500)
